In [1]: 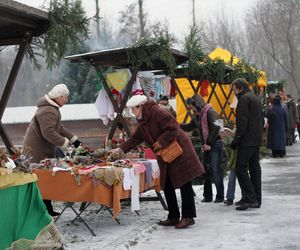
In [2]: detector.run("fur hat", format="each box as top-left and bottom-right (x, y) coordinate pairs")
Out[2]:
(126, 95), (147, 108)
(48, 84), (69, 99)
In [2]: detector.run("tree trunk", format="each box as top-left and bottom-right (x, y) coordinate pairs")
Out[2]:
(138, 0), (146, 38)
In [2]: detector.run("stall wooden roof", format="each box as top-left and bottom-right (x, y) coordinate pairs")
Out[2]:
(0, 0), (49, 45)
(65, 46), (189, 70)
(0, 0), (50, 154)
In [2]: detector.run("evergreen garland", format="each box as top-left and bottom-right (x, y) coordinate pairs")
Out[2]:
(29, 0), (89, 69)
(183, 26), (228, 83)
(228, 59), (261, 84)
(127, 35), (177, 76)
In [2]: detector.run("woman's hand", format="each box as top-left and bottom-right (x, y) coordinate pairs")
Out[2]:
(201, 144), (211, 151)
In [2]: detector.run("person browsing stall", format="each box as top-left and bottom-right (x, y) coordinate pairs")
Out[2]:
(111, 95), (205, 229)
(23, 83), (82, 216)
(158, 95), (176, 118)
(181, 94), (224, 203)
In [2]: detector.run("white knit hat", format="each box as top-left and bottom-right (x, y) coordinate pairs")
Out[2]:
(48, 84), (69, 99)
(126, 95), (147, 108)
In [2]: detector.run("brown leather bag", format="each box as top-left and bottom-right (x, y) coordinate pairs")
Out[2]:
(157, 140), (183, 163)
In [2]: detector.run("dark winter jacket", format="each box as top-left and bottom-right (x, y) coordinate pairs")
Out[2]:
(267, 99), (288, 150)
(234, 90), (264, 147)
(286, 99), (299, 127)
(120, 100), (205, 190)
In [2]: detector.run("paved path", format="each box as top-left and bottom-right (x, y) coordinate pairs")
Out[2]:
(122, 143), (300, 250)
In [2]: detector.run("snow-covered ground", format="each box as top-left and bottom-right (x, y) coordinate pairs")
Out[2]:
(53, 143), (300, 250)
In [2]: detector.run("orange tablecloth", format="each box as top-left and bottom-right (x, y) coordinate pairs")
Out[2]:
(34, 169), (160, 217)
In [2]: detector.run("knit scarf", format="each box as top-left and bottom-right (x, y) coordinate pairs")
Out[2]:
(198, 103), (212, 143)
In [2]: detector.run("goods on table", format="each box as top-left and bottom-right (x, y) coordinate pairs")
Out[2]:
(31, 146), (147, 186)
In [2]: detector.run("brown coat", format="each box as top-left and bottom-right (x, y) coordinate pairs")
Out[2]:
(23, 95), (76, 163)
(120, 101), (205, 190)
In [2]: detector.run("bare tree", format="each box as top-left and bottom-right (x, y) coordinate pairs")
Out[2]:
(95, 0), (100, 40)
(117, 3), (140, 45)
(192, 0), (195, 27)
(200, 9), (248, 58)
(138, 0), (146, 38)
(247, 0), (300, 96)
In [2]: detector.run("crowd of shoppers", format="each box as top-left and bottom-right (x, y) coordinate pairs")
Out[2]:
(30, 78), (299, 229)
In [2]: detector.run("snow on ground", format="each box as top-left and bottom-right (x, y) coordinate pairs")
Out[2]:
(53, 143), (300, 250)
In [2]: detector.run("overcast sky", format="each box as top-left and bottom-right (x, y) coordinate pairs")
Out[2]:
(17, 0), (255, 40)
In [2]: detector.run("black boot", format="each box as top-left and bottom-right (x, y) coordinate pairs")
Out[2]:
(224, 199), (233, 205)
(43, 199), (60, 216)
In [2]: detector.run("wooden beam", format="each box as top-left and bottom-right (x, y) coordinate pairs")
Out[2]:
(0, 11), (37, 28)
(0, 32), (32, 119)
(93, 64), (140, 141)
(0, 123), (15, 155)
(0, 32), (32, 153)
(182, 77), (205, 124)
(107, 66), (140, 140)
(171, 77), (194, 124)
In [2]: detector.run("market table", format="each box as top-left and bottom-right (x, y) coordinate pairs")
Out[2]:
(34, 169), (161, 218)
(0, 173), (62, 250)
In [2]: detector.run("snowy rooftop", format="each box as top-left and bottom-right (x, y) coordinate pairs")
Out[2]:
(2, 104), (99, 124)
(2, 100), (176, 124)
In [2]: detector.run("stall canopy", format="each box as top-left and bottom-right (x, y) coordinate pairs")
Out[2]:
(176, 47), (267, 125)
(0, 0), (50, 154)
(209, 47), (267, 87)
(66, 47), (189, 140)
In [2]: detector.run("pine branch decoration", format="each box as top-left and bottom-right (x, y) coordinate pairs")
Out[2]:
(127, 35), (177, 76)
(29, 0), (90, 69)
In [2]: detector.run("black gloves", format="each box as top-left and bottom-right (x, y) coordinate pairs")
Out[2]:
(230, 137), (240, 150)
(73, 139), (82, 148)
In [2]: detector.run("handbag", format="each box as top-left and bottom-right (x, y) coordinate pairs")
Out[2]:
(157, 139), (183, 163)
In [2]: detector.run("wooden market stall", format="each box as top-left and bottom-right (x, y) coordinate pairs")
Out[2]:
(0, 2), (63, 249)
(65, 46), (189, 140)
(176, 47), (267, 125)
(173, 66), (235, 125)
(0, 0), (49, 154)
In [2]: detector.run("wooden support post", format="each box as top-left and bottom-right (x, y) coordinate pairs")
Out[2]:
(93, 64), (140, 140)
(218, 84), (234, 125)
(0, 123), (15, 155)
(182, 77), (204, 124)
(0, 32), (32, 154)
(171, 77), (194, 124)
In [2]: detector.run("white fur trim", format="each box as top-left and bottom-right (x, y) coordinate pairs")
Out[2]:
(69, 135), (78, 144)
(60, 137), (69, 149)
(45, 95), (60, 108)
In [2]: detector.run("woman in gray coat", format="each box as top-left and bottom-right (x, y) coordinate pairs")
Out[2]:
(23, 84), (81, 216)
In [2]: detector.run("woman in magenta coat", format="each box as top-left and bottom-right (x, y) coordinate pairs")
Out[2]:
(111, 95), (205, 229)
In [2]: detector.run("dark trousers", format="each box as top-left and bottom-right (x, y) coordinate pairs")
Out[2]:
(202, 141), (224, 200)
(236, 146), (262, 205)
(272, 149), (285, 158)
(43, 199), (54, 213)
(164, 173), (196, 219)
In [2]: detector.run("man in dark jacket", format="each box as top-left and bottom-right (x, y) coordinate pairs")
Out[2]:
(231, 78), (264, 210)
(181, 94), (224, 203)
